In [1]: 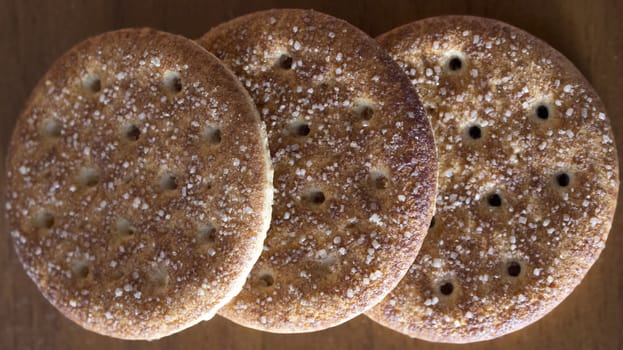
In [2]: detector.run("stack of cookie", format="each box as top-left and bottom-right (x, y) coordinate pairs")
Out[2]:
(4, 9), (618, 343)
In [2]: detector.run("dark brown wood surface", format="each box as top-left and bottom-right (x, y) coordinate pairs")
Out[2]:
(1, 1), (622, 349)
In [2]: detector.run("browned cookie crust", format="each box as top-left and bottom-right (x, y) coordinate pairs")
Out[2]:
(5, 28), (273, 340)
(199, 9), (437, 332)
(368, 16), (619, 343)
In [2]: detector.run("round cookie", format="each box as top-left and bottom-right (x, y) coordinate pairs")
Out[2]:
(5, 28), (273, 340)
(367, 16), (619, 342)
(198, 9), (436, 332)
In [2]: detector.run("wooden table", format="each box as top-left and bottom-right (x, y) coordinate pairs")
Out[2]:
(1, 1), (621, 349)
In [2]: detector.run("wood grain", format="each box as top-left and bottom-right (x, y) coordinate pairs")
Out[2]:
(1, 0), (621, 349)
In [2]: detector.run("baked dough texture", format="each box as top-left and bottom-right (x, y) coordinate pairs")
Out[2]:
(199, 9), (437, 332)
(367, 15), (619, 343)
(5, 28), (273, 340)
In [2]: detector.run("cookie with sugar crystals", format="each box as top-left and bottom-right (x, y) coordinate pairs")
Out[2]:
(5, 28), (273, 340)
(198, 9), (436, 333)
(367, 16), (619, 343)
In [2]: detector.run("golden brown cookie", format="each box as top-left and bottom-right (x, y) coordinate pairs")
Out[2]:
(5, 28), (273, 340)
(367, 16), (619, 342)
(198, 9), (437, 333)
